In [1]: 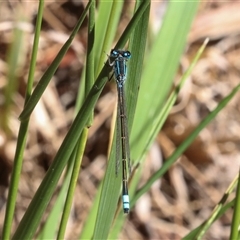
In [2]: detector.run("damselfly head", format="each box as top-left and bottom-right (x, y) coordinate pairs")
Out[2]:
(110, 49), (131, 59)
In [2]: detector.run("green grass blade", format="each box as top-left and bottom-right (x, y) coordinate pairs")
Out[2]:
(12, 63), (109, 240)
(2, 1), (44, 239)
(183, 174), (239, 239)
(18, 1), (92, 122)
(114, 1), (150, 50)
(109, 2), (201, 237)
(131, 0), (200, 163)
(183, 199), (235, 239)
(126, 1), (149, 129)
(57, 129), (88, 240)
(94, 1), (112, 74)
(25, 1), (44, 101)
(132, 84), (240, 206)
(96, 1), (124, 76)
(92, 1), (150, 239)
(12, 4), (142, 232)
(79, 183), (103, 239)
(36, 152), (76, 240)
(109, 35), (209, 240)
(80, 3), (124, 239)
(85, 1), (95, 124)
(3, 13), (25, 131)
(141, 38), (209, 162)
(108, 2), (151, 238)
(195, 175), (238, 239)
(57, 3), (95, 238)
(230, 174), (240, 239)
(80, 2), (150, 239)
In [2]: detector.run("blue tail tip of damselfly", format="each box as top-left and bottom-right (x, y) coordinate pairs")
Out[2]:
(122, 194), (130, 214)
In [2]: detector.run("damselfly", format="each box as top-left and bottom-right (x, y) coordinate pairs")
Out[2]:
(108, 49), (131, 214)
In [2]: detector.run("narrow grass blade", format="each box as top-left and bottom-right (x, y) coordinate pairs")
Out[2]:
(132, 84), (240, 206)
(183, 174), (239, 239)
(57, 3), (95, 238)
(94, 1), (113, 74)
(196, 175), (238, 239)
(95, 1), (124, 76)
(114, 1), (150, 50)
(92, 1), (150, 239)
(2, 1), (44, 239)
(18, 1), (92, 121)
(230, 173), (240, 239)
(110, 3), (202, 237)
(3, 13), (25, 131)
(183, 199), (235, 239)
(80, 2), (151, 239)
(57, 129), (88, 240)
(12, 64), (109, 240)
(85, 1), (95, 124)
(131, 0), (200, 163)
(141, 38), (209, 161)
(12, 4), (145, 232)
(108, 2), (151, 238)
(36, 151), (76, 240)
